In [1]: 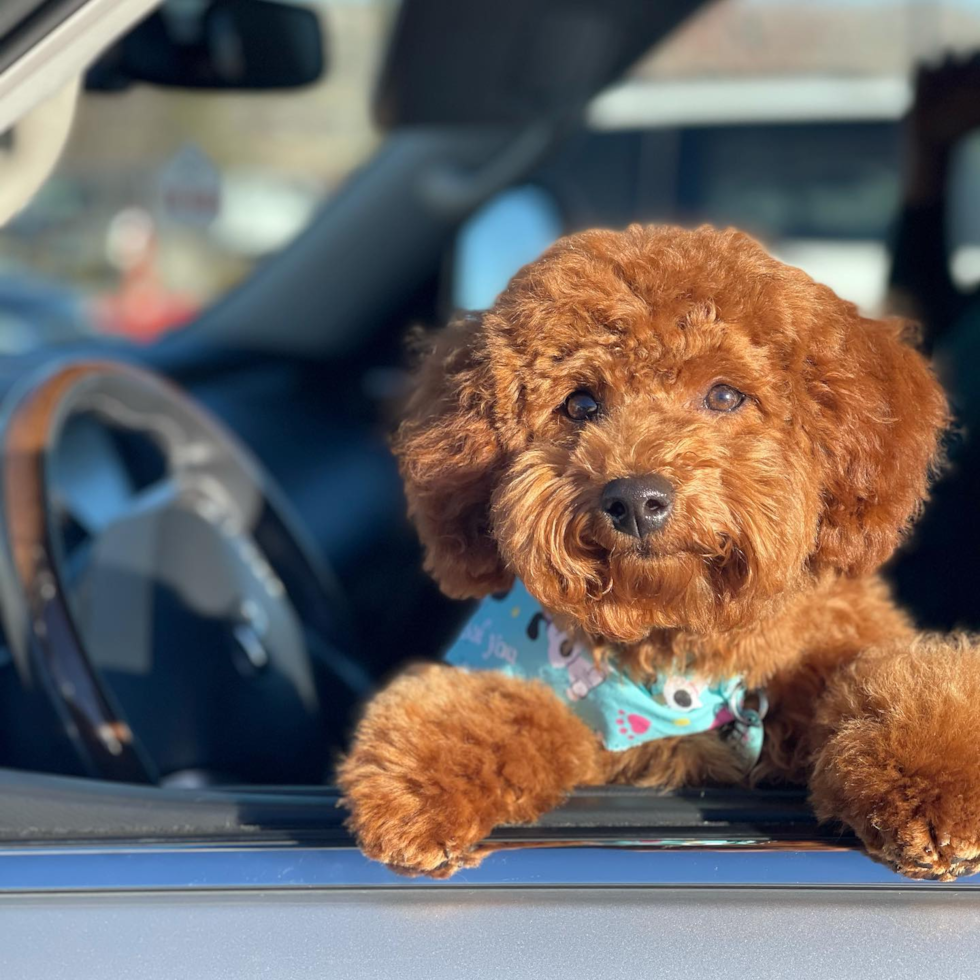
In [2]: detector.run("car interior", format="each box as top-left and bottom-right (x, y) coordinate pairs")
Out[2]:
(1, 0), (979, 853)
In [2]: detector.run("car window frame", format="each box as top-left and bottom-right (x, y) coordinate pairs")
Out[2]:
(2, 766), (966, 891)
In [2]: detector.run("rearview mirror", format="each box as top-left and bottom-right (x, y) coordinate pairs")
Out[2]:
(87, 0), (326, 92)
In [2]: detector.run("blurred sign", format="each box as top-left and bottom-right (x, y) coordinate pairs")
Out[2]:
(156, 144), (221, 228)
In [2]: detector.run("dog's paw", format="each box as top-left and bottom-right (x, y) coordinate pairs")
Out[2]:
(815, 738), (980, 881)
(811, 637), (980, 882)
(339, 766), (491, 877)
(860, 801), (980, 882)
(814, 741), (980, 880)
(337, 664), (603, 878)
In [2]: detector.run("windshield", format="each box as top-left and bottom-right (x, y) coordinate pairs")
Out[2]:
(0, 0), (395, 350)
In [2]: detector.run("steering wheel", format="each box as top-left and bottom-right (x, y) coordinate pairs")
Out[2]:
(0, 360), (367, 784)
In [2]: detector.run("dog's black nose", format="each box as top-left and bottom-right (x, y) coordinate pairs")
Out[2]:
(600, 475), (674, 538)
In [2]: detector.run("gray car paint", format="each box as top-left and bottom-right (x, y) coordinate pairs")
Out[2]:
(1, 887), (978, 980)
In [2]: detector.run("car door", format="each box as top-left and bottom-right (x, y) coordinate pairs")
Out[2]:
(2, 4), (980, 978)
(3, 768), (980, 979)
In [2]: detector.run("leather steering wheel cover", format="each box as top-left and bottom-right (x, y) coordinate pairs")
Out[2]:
(1, 360), (157, 781)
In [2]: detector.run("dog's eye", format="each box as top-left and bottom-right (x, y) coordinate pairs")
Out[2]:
(563, 390), (600, 422)
(705, 384), (745, 413)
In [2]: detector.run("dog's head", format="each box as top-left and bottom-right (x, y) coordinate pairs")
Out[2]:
(394, 225), (948, 643)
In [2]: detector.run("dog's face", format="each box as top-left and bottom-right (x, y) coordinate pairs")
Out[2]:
(395, 225), (948, 643)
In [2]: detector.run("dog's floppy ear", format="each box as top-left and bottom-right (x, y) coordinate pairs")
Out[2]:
(392, 312), (514, 598)
(807, 306), (949, 575)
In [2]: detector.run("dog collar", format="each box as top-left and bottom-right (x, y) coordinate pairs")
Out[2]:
(443, 580), (767, 768)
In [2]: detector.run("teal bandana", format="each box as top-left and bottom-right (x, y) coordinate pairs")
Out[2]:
(444, 580), (767, 769)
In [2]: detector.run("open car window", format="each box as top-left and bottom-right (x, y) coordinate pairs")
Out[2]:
(0, 0), (978, 915)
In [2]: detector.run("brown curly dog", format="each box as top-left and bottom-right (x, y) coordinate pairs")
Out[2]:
(339, 223), (980, 882)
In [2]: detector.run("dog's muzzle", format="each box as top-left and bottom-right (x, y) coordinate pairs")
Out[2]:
(600, 474), (674, 538)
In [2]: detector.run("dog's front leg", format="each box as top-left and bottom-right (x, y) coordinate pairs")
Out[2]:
(808, 636), (980, 880)
(338, 663), (604, 877)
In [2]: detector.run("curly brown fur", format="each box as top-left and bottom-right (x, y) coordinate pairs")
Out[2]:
(340, 223), (967, 880)
(810, 636), (980, 881)
(338, 664), (604, 876)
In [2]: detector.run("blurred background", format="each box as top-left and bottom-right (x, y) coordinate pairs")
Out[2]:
(6, 0), (980, 783)
(8, 0), (980, 347)
(0, 0), (391, 346)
